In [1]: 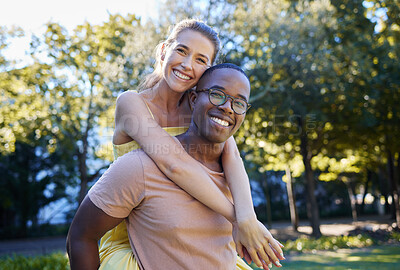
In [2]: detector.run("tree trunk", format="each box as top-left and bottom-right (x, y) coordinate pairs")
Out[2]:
(395, 152), (400, 192)
(298, 117), (321, 237)
(344, 178), (358, 222)
(360, 170), (371, 214)
(285, 166), (298, 231)
(379, 167), (390, 214)
(261, 177), (272, 229)
(78, 92), (94, 205)
(387, 150), (400, 227)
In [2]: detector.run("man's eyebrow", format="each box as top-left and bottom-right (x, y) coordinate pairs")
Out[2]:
(209, 85), (248, 101)
(177, 44), (210, 61)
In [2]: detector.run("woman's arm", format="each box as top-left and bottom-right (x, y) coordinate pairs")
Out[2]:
(114, 91), (235, 222)
(222, 137), (285, 268)
(222, 136), (256, 221)
(66, 196), (124, 270)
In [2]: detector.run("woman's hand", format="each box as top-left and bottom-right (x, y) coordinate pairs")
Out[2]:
(232, 217), (285, 270)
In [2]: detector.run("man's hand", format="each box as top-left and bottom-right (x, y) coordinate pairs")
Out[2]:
(232, 217), (285, 270)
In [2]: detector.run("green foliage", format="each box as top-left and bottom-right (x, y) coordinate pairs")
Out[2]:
(0, 253), (69, 270)
(1, 0), (399, 234)
(283, 234), (375, 252)
(391, 231), (400, 242)
(0, 138), (74, 238)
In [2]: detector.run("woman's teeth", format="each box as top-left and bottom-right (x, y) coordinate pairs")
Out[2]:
(211, 116), (229, 127)
(173, 70), (190, 80)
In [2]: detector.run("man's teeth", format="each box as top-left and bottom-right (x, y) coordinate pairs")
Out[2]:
(173, 70), (190, 80)
(211, 117), (229, 127)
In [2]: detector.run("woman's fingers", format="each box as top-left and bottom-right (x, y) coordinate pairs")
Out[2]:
(242, 246), (252, 264)
(266, 236), (285, 260)
(236, 242), (244, 259)
(256, 245), (272, 269)
(263, 243), (282, 267)
(258, 254), (273, 270)
(278, 240), (284, 248)
(247, 248), (263, 268)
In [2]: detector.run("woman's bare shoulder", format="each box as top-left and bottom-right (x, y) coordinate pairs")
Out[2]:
(116, 90), (141, 103)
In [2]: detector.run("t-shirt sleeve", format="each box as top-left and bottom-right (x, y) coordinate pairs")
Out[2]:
(88, 151), (145, 218)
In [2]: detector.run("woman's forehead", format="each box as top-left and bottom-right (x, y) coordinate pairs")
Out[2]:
(173, 30), (214, 56)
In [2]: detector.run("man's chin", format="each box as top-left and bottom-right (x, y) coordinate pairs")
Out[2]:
(205, 134), (230, 144)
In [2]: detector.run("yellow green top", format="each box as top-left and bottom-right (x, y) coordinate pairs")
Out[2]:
(113, 126), (189, 159)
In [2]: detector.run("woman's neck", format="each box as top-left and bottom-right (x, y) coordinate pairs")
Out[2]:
(147, 79), (185, 113)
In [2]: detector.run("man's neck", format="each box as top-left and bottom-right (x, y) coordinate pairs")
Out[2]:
(176, 128), (225, 172)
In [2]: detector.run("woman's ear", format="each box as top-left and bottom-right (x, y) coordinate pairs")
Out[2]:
(160, 44), (166, 61)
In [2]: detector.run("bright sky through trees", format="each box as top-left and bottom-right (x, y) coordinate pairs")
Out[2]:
(1, 0), (159, 62)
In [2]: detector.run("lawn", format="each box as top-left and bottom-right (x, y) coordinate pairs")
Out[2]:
(251, 245), (400, 270)
(1, 245), (399, 269)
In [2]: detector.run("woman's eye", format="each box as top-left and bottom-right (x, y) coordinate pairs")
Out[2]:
(176, 48), (186, 54)
(197, 58), (207, 64)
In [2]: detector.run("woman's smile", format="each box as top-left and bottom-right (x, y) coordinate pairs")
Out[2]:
(173, 69), (191, 80)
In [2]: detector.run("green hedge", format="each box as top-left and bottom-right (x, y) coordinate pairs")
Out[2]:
(0, 253), (69, 270)
(283, 234), (375, 252)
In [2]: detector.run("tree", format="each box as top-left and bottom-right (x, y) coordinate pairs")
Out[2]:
(363, 0), (400, 226)
(1, 34), (75, 235)
(33, 15), (154, 204)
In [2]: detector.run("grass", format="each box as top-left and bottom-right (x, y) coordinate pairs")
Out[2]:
(0, 252), (69, 270)
(250, 245), (400, 269)
(1, 241), (399, 269)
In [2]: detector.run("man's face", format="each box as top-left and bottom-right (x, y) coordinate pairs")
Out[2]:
(190, 68), (250, 143)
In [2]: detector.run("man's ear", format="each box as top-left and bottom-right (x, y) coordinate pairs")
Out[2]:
(188, 89), (198, 111)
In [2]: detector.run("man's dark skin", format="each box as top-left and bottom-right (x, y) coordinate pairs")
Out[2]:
(66, 65), (283, 270)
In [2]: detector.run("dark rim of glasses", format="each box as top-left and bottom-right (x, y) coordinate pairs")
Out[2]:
(196, 88), (251, 115)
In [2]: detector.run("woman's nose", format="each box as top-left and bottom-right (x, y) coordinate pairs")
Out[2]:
(181, 57), (192, 70)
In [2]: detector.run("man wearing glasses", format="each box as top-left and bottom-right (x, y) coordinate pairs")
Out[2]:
(67, 63), (281, 270)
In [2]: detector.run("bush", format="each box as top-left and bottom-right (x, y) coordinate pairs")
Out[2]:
(0, 253), (69, 270)
(283, 234), (375, 253)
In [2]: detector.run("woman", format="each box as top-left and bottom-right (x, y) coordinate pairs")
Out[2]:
(100, 19), (284, 270)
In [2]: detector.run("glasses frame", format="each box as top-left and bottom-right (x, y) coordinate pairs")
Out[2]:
(196, 88), (251, 115)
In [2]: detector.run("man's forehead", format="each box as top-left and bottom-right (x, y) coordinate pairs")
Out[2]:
(203, 68), (250, 98)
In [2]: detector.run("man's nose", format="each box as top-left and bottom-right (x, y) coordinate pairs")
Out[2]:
(217, 98), (234, 114)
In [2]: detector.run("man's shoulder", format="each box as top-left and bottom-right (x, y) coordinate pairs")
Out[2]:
(116, 149), (158, 172)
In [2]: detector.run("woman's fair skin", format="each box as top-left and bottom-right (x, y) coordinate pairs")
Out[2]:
(113, 29), (284, 268)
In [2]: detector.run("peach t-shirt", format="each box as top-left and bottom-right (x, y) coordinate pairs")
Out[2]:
(89, 149), (236, 270)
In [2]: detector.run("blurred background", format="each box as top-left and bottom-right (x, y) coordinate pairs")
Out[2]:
(0, 0), (399, 268)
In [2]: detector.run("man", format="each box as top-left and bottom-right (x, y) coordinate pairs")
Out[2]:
(67, 63), (283, 270)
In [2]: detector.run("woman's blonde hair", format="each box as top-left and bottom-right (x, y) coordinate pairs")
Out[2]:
(139, 19), (220, 90)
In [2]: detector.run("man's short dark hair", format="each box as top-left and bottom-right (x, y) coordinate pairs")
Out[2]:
(198, 63), (249, 86)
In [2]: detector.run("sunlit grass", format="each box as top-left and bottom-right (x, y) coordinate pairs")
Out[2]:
(250, 246), (400, 269)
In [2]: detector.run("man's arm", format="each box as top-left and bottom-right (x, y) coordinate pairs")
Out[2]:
(66, 196), (124, 270)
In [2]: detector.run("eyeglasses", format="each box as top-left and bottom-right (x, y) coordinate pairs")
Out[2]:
(196, 88), (251, 115)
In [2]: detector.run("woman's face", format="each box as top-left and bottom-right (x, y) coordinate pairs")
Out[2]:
(161, 30), (215, 93)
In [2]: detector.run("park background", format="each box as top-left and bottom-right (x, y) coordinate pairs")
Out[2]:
(0, 0), (399, 269)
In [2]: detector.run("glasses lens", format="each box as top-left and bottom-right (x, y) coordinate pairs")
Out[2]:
(232, 100), (247, 114)
(209, 89), (226, 105)
(209, 88), (248, 114)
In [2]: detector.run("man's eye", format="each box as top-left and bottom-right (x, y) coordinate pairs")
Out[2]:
(234, 100), (246, 109)
(210, 92), (224, 99)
